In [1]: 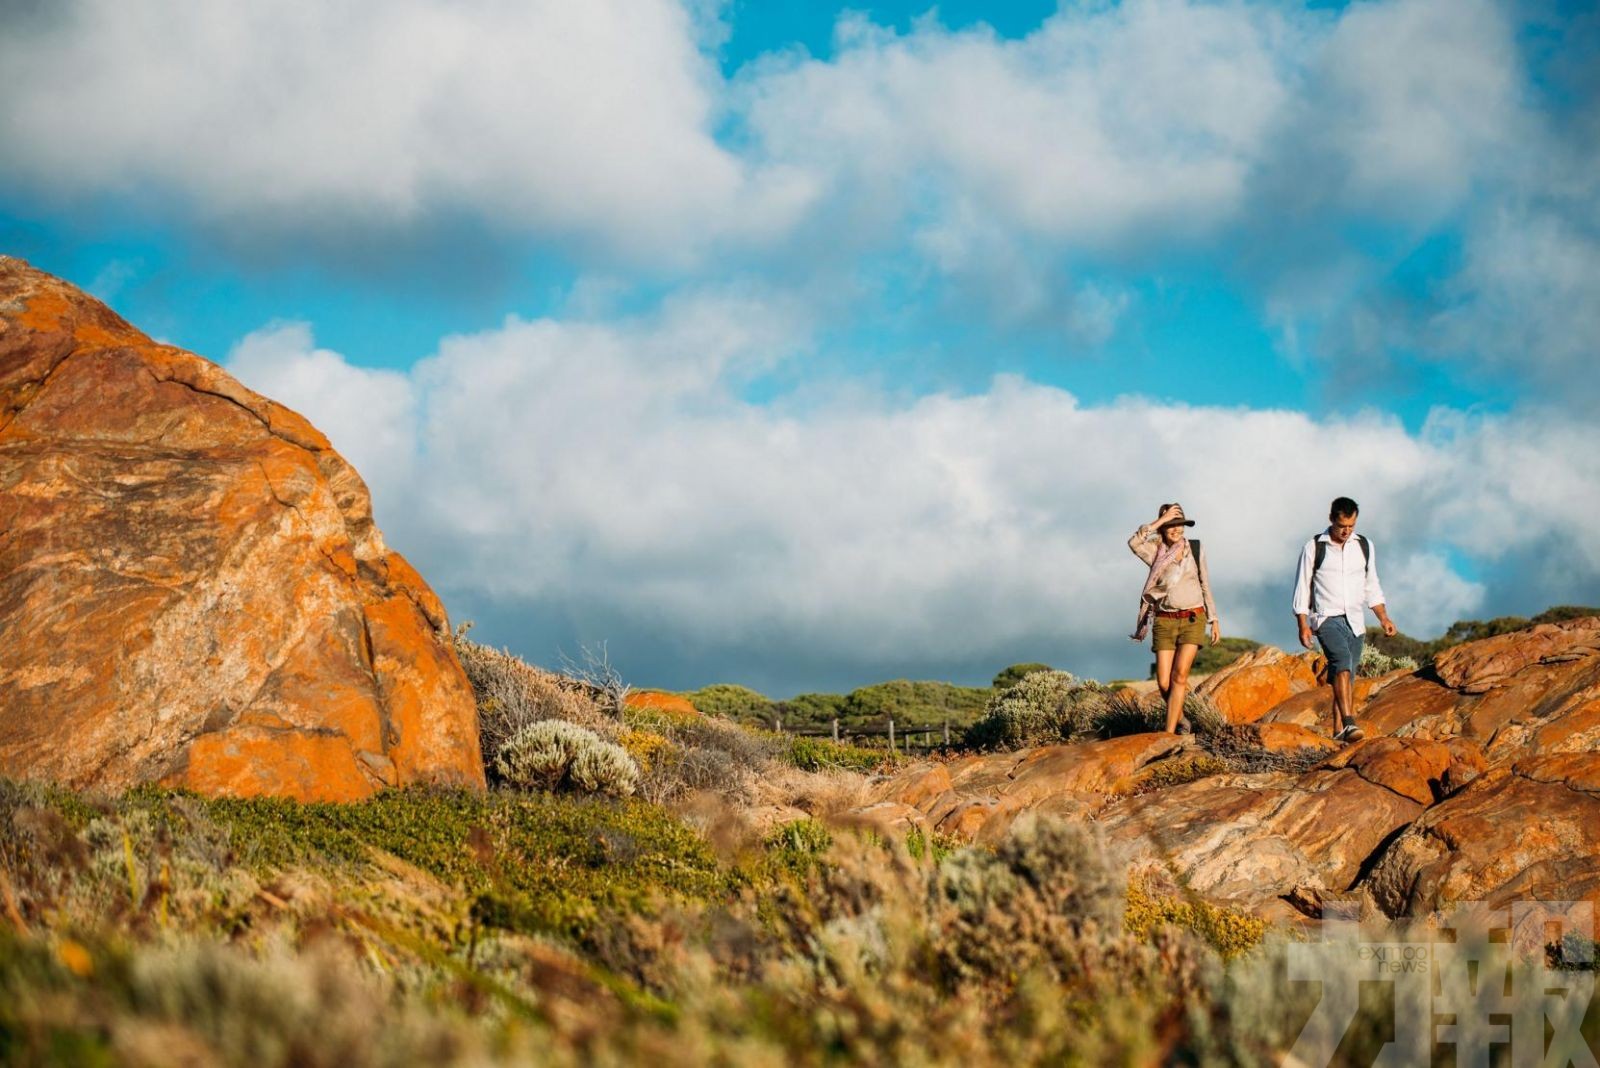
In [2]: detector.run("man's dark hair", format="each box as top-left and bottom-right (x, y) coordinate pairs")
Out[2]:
(1329, 496), (1359, 521)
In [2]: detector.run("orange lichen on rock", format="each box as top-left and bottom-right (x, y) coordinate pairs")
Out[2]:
(0, 256), (483, 801)
(624, 690), (702, 718)
(1196, 646), (1320, 724)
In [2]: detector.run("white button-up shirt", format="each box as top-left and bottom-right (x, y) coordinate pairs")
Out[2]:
(1291, 531), (1386, 633)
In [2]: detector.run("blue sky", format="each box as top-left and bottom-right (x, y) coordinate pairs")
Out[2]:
(3, 0), (1598, 695)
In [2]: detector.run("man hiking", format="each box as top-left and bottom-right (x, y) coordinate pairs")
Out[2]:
(1292, 497), (1397, 743)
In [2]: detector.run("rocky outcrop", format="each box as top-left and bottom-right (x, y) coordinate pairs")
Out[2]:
(1096, 740), (1456, 915)
(0, 257), (483, 800)
(861, 616), (1600, 924)
(869, 734), (1192, 843)
(1195, 646), (1319, 723)
(1364, 752), (1600, 916)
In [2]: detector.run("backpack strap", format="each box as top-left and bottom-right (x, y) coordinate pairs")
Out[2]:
(1310, 538), (1327, 614)
(1309, 534), (1373, 615)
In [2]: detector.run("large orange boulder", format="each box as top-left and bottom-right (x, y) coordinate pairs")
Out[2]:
(1196, 645), (1320, 723)
(1433, 617), (1600, 693)
(0, 257), (484, 800)
(1364, 752), (1600, 916)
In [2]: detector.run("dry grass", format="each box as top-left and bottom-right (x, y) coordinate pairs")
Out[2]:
(452, 631), (618, 770)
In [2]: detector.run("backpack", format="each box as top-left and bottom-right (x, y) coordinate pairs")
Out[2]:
(1309, 534), (1371, 613)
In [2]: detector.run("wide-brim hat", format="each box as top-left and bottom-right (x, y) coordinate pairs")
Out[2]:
(1157, 502), (1197, 529)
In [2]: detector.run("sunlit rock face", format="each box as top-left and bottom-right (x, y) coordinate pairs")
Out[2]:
(0, 257), (484, 801)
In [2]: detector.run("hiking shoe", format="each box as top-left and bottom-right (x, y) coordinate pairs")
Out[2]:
(1334, 723), (1365, 744)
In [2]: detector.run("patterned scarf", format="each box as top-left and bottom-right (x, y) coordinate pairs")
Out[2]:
(1130, 536), (1188, 641)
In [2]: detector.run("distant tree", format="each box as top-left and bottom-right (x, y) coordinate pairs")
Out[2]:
(684, 684), (776, 727)
(841, 680), (990, 728)
(1365, 626), (1432, 663)
(1367, 605), (1598, 667)
(991, 663), (1054, 690)
(777, 692), (848, 728)
(1532, 605), (1600, 625)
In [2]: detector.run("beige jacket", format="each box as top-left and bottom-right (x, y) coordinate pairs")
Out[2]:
(1128, 524), (1219, 621)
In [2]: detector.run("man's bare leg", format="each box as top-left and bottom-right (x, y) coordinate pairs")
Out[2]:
(1331, 670), (1353, 731)
(1166, 643), (1199, 733)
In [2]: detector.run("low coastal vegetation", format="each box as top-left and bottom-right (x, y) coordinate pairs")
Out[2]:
(5, 617), (1595, 1065)
(0, 776), (1315, 1067)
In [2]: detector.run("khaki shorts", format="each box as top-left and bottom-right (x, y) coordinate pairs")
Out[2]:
(1152, 610), (1208, 652)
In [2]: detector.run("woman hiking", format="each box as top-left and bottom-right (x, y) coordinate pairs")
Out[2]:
(1128, 503), (1221, 734)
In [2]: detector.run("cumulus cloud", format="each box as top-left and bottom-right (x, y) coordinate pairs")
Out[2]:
(6, 0), (1573, 396)
(0, 0), (811, 259)
(740, 0), (1294, 249)
(226, 322), (418, 494)
(1304, 0), (1518, 214)
(224, 301), (1600, 693)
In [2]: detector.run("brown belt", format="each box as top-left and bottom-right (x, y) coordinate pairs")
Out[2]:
(1155, 609), (1202, 620)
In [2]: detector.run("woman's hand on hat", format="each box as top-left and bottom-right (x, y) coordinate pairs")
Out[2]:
(1157, 504), (1183, 525)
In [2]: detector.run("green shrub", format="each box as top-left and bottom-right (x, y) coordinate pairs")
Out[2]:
(963, 671), (1103, 750)
(775, 690), (848, 725)
(991, 663), (1055, 690)
(776, 682), (989, 733)
(1093, 689), (1164, 737)
(782, 735), (886, 774)
(494, 721), (639, 797)
(840, 679), (990, 727)
(453, 631), (615, 771)
(903, 826), (960, 863)
(208, 789), (724, 943)
(681, 684), (776, 726)
(1124, 877), (1268, 959)
(932, 815), (1123, 984)
(764, 818), (834, 878)
(1357, 644), (1418, 678)
(962, 673), (1226, 750)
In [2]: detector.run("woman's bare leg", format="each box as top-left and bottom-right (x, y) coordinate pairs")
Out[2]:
(1155, 648), (1175, 701)
(1165, 643), (1201, 733)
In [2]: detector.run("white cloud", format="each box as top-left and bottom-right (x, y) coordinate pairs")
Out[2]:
(1376, 551), (1486, 640)
(1309, 0), (1518, 213)
(0, 0), (811, 259)
(226, 322), (418, 495)
(741, 0), (1295, 249)
(1428, 202), (1600, 393)
(223, 302), (1600, 688)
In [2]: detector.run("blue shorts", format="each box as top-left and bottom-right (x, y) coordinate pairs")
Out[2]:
(1317, 616), (1363, 677)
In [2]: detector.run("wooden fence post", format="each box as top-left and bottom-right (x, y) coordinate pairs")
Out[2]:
(943, 719), (950, 746)
(888, 718), (896, 755)
(831, 718), (839, 743)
